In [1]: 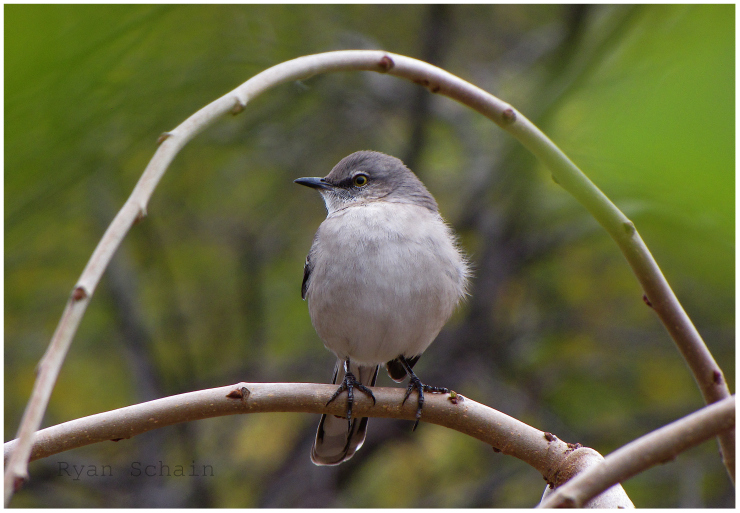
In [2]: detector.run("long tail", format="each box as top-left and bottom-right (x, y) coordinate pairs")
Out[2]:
(311, 360), (379, 465)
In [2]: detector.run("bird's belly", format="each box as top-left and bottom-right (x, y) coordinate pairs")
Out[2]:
(307, 241), (458, 365)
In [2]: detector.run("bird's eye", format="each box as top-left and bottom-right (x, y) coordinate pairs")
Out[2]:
(353, 174), (369, 187)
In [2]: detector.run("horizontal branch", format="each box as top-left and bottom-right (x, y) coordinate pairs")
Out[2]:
(539, 396), (735, 508)
(4, 381), (629, 507)
(12, 384), (732, 508)
(5, 383), (564, 473)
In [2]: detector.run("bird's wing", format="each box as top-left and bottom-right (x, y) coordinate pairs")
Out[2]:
(301, 253), (312, 300)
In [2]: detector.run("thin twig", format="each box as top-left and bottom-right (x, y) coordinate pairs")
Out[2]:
(6, 50), (733, 503)
(538, 396), (735, 508)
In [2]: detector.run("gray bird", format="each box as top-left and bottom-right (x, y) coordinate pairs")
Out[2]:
(295, 151), (470, 465)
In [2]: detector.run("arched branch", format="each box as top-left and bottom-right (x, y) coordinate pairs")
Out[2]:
(4, 383), (564, 471)
(6, 50), (733, 503)
(3, 382), (631, 507)
(6, 385), (732, 508)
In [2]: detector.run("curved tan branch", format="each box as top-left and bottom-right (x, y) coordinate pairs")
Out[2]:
(539, 396), (735, 508)
(7, 385), (730, 508)
(6, 50), (733, 503)
(3, 383), (551, 467)
(4, 382), (631, 506)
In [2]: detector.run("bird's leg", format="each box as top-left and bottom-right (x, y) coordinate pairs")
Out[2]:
(399, 355), (449, 431)
(326, 358), (376, 433)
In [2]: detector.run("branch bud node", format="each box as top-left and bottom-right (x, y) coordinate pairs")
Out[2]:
(623, 220), (636, 235)
(502, 108), (517, 123)
(565, 442), (583, 454)
(378, 55), (395, 72)
(712, 370), (724, 385)
(156, 132), (174, 145)
(231, 99), (246, 115)
(226, 386), (251, 400)
(448, 390), (464, 404)
(134, 209), (147, 225)
(71, 286), (88, 302)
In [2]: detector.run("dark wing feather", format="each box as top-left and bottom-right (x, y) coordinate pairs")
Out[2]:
(301, 254), (312, 300)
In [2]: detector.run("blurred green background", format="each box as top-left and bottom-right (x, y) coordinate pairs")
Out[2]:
(4, 4), (734, 507)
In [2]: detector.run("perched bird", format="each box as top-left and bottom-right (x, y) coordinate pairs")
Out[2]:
(295, 151), (470, 465)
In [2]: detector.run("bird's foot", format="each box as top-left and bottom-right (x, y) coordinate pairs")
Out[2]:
(402, 376), (449, 431)
(326, 371), (376, 433)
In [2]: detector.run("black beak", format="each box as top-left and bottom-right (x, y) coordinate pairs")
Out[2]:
(294, 177), (331, 190)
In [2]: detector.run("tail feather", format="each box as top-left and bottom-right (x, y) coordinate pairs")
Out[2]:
(385, 355), (421, 382)
(311, 360), (378, 465)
